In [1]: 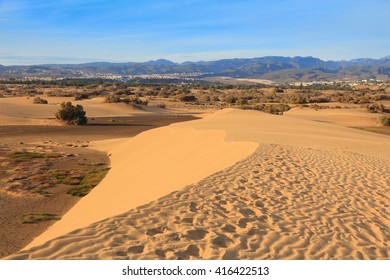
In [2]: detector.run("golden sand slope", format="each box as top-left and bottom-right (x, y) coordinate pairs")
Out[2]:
(7, 109), (390, 259)
(23, 116), (258, 250)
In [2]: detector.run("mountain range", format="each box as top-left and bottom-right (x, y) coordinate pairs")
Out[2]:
(1, 56), (390, 82)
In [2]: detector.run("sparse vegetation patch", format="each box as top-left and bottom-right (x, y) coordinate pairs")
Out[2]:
(66, 168), (110, 197)
(10, 151), (45, 162)
(17, 213), (61, 224)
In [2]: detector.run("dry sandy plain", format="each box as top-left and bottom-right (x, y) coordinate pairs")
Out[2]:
(1, 95), (389, 260)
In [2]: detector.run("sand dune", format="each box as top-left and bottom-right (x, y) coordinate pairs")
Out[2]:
(0, 96), (214, 125)
(22, 115), (258, 250)
(7, 109), (390, 259)
(0, 96), (146, 122)
(286, 107), (380, 127)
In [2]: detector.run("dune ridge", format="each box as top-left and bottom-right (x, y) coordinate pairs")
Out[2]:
(6, 109), (390, 259)
(23, 114), (258, 250)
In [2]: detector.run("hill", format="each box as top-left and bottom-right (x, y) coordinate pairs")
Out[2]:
(1, 55), (390, 82)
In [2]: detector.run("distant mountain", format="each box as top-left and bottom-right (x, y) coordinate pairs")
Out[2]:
(1, 55), (390, 82)
(0, 64), (7, 73)
(143, 59), (177, 66)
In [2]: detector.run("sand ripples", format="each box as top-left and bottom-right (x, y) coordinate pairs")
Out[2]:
(8, 144), (389, 260)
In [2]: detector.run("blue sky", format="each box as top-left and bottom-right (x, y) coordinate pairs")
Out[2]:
(0, 0), (389, 65)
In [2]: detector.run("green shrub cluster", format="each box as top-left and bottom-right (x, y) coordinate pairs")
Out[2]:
(179, 95), (197, 102)
(74, 93), (90, 100)
(33, 96), (48, 104)
(55, 101), (87, 125)
(366, 103), (390, 113)
(380, 115), (390, 126)
(242, 103), (291, 115)
(104, 94), (148, 105)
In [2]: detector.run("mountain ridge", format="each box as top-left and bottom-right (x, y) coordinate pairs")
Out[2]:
(1, 55), (390, 82)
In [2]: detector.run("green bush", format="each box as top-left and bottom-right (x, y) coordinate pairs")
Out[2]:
(104, 94), (121, 103)
(179, 95), (197, 102)
(104, 95), (148, 105)
(222, 95), (237, 104)
(74, 93), (90, 100)
(55, 101), (87, 125)
(33, 96), (48, 104)
(366, 103), (390, 113)
(380, 115), (390, 126)
(242, 103), (291, 115)
(236, 98), (248, 106)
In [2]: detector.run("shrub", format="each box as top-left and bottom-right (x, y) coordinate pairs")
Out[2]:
(131, 96), (149, 105)
(104, 95), (148, 105)
(74, 93), (90, 100)
(242, 103), (291, 115)
(33, 96), (48, 104)
(308, 96), (330, 103)
(55, 101), (88, 125)
(179, 95), (197, 102)
(104, 94), (121, 103)
(380, 115), (390, 126)
(288, 94), (307, 104)
(366, 103), (390, 113)
(236, 98), (248, 106)
(261, 103), (291, 115)
(222, 95), (237, 104)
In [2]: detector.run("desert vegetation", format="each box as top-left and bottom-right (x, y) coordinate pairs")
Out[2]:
(366, 103), (390, 113)
(55, 101), (88, 125)
(1, 147), (109, 198)
(104, 94), (149, 106)
(0, 80), (389, 117)
(33, 96), (48, 104)
(1, 78), (389, 260)
(380, 115), (390, 126)
(17, 213), (61, 224)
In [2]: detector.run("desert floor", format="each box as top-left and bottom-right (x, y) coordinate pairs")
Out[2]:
(1, 96), (389, 260)
(0, 96), (197, 258)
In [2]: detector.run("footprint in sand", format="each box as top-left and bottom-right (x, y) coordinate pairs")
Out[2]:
(221, 224), (236, 233)
(212, 234), (232, 248)
(186, 228), (208, 240)
(127, 245), (144, 254)
(146, 226), (166, 236)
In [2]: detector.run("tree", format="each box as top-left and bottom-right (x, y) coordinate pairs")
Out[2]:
(55, 101), (87, 125)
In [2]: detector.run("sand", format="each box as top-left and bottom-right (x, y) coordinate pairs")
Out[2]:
(0, 96), (214, 126)
(0, 115), (197, 258)
(5, 108), (390, 259)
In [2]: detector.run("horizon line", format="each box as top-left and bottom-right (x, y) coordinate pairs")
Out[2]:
(1, 54), (390, 67)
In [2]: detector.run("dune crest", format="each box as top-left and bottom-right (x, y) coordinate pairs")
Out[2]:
(24, 114), (258, 250)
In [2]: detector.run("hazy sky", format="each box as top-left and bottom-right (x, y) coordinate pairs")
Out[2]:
(0, 0), (389, 65)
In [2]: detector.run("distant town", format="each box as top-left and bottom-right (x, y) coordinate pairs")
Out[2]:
(1, 55), (390, 85)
